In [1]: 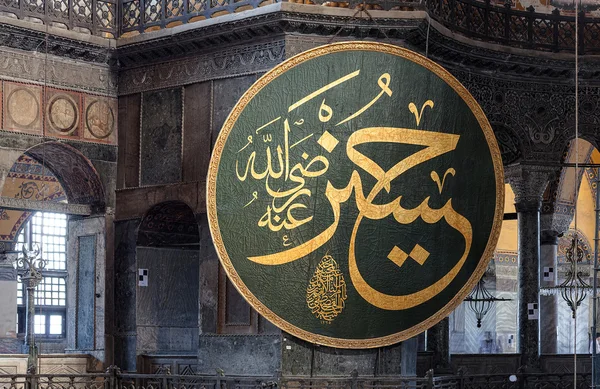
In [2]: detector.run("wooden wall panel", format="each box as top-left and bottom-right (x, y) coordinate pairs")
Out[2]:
(212, 75), (257, 148)
(140, 88), (183, 186)
(183, 82), (212, 182)
(117, 94), (141, 189)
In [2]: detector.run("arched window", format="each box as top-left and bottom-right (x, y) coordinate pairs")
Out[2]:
(15, 212), (68, 337)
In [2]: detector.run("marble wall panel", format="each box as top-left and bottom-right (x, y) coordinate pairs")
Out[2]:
(140, 88), (183, 186)
(451, 354), (520, 374)
(76, 235), (97, 350)
(117, 94), (141, 189)
(136, 326), (199, 353)
(67, 216), (107, 360)
(113, 219), (140, 371)
(0, 81), (118, 145)
(281, 335), (402, 376)
(197, 335), (281, 375)
(198, 214), (218, 334)
(3, 82), (43, 135)
(211, 76), (257, 147)
(183, 82), (211, 182)
(136, 247), (199, 328)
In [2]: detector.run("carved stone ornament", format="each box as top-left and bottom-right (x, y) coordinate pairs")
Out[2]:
(0, 46), (116, 96)
(506, 165), (558, 210)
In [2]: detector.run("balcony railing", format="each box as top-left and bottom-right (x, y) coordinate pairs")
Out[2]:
(425, 0), (600, 54)
(2, 0), (600, 52)
(118, 0), (416, 36)
(0, 0), (117, 37)
(0, 369), (592, 389)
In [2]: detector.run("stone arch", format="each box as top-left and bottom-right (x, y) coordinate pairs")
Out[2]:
(541, 138), (596, 235)
(23, 141), (105, 207)
(0, 154), (68, 244)
(137, 201), (200, 247)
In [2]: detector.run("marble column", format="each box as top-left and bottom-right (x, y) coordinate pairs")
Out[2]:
(401, 337), (418, 376)
(0, 257), (19, 353)
(427, 317), (451, 373)
(507, 165), (555, 372)
(539, 230), (559, 354)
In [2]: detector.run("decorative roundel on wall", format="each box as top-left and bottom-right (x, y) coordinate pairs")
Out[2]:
(47, 94), (79, 135)
(207, 42), (504, 348)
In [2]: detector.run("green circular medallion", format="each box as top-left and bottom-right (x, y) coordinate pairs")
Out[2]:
(207, 42), (504, 348)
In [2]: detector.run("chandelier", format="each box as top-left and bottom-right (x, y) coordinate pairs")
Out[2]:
(540, 235), (591, 318)
(464, 274), (511, 328)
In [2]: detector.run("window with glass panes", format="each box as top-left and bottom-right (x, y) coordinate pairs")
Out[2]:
(15, 212), (67, 337)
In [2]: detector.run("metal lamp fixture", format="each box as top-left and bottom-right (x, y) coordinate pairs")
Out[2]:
(464, 274), (510, 328)
(540, 236), (591, 318)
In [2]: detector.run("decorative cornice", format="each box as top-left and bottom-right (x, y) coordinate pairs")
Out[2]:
(0, 18), (115, 65)
(118, 40), (286, 95)
(116, 6), (422, 68)
(0, 46), (117, 96)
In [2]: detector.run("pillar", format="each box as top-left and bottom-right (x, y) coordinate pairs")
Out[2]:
(539, 230), (559, 354)
(0, 259), (19, 353)
(427, 317), (451, 373)
(507, 165), (555, 372)
(401, 337), (418, 376)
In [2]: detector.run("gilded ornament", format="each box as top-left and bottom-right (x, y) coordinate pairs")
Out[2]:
(306, 255), (347, 323)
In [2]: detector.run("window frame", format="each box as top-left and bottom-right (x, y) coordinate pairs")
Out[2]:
(15, 212), (68, 339)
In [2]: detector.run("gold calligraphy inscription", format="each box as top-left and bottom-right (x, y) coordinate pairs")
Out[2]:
(306, 254), (347, 323)
(208, 42), (504, 349)
(408, 100), (434, 127)
(234, 69), (473, 311)
(431, 168), (456, 194)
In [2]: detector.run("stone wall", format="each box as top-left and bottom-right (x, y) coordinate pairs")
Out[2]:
(0, 22), (117, 365)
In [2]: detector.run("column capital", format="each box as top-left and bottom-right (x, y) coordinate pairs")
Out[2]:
(506, 165), (558, 211)
(540, 229), (560, 245)
(540, 211), (573, 242)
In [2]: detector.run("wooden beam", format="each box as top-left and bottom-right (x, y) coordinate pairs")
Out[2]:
(0, 197), (92, 216)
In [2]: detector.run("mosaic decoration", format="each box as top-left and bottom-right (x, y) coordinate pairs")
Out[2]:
(26, 142), (105, 205)
(0, 155), (67, 242)
(207, 42), (504, 348)
(558, 229), (592, 264)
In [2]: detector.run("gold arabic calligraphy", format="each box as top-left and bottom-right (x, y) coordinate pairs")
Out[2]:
(306, 254), (347, 323)
(234, 70), (473, 312)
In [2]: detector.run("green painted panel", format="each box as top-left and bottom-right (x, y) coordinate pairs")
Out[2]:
(207, 42), (504, 348)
